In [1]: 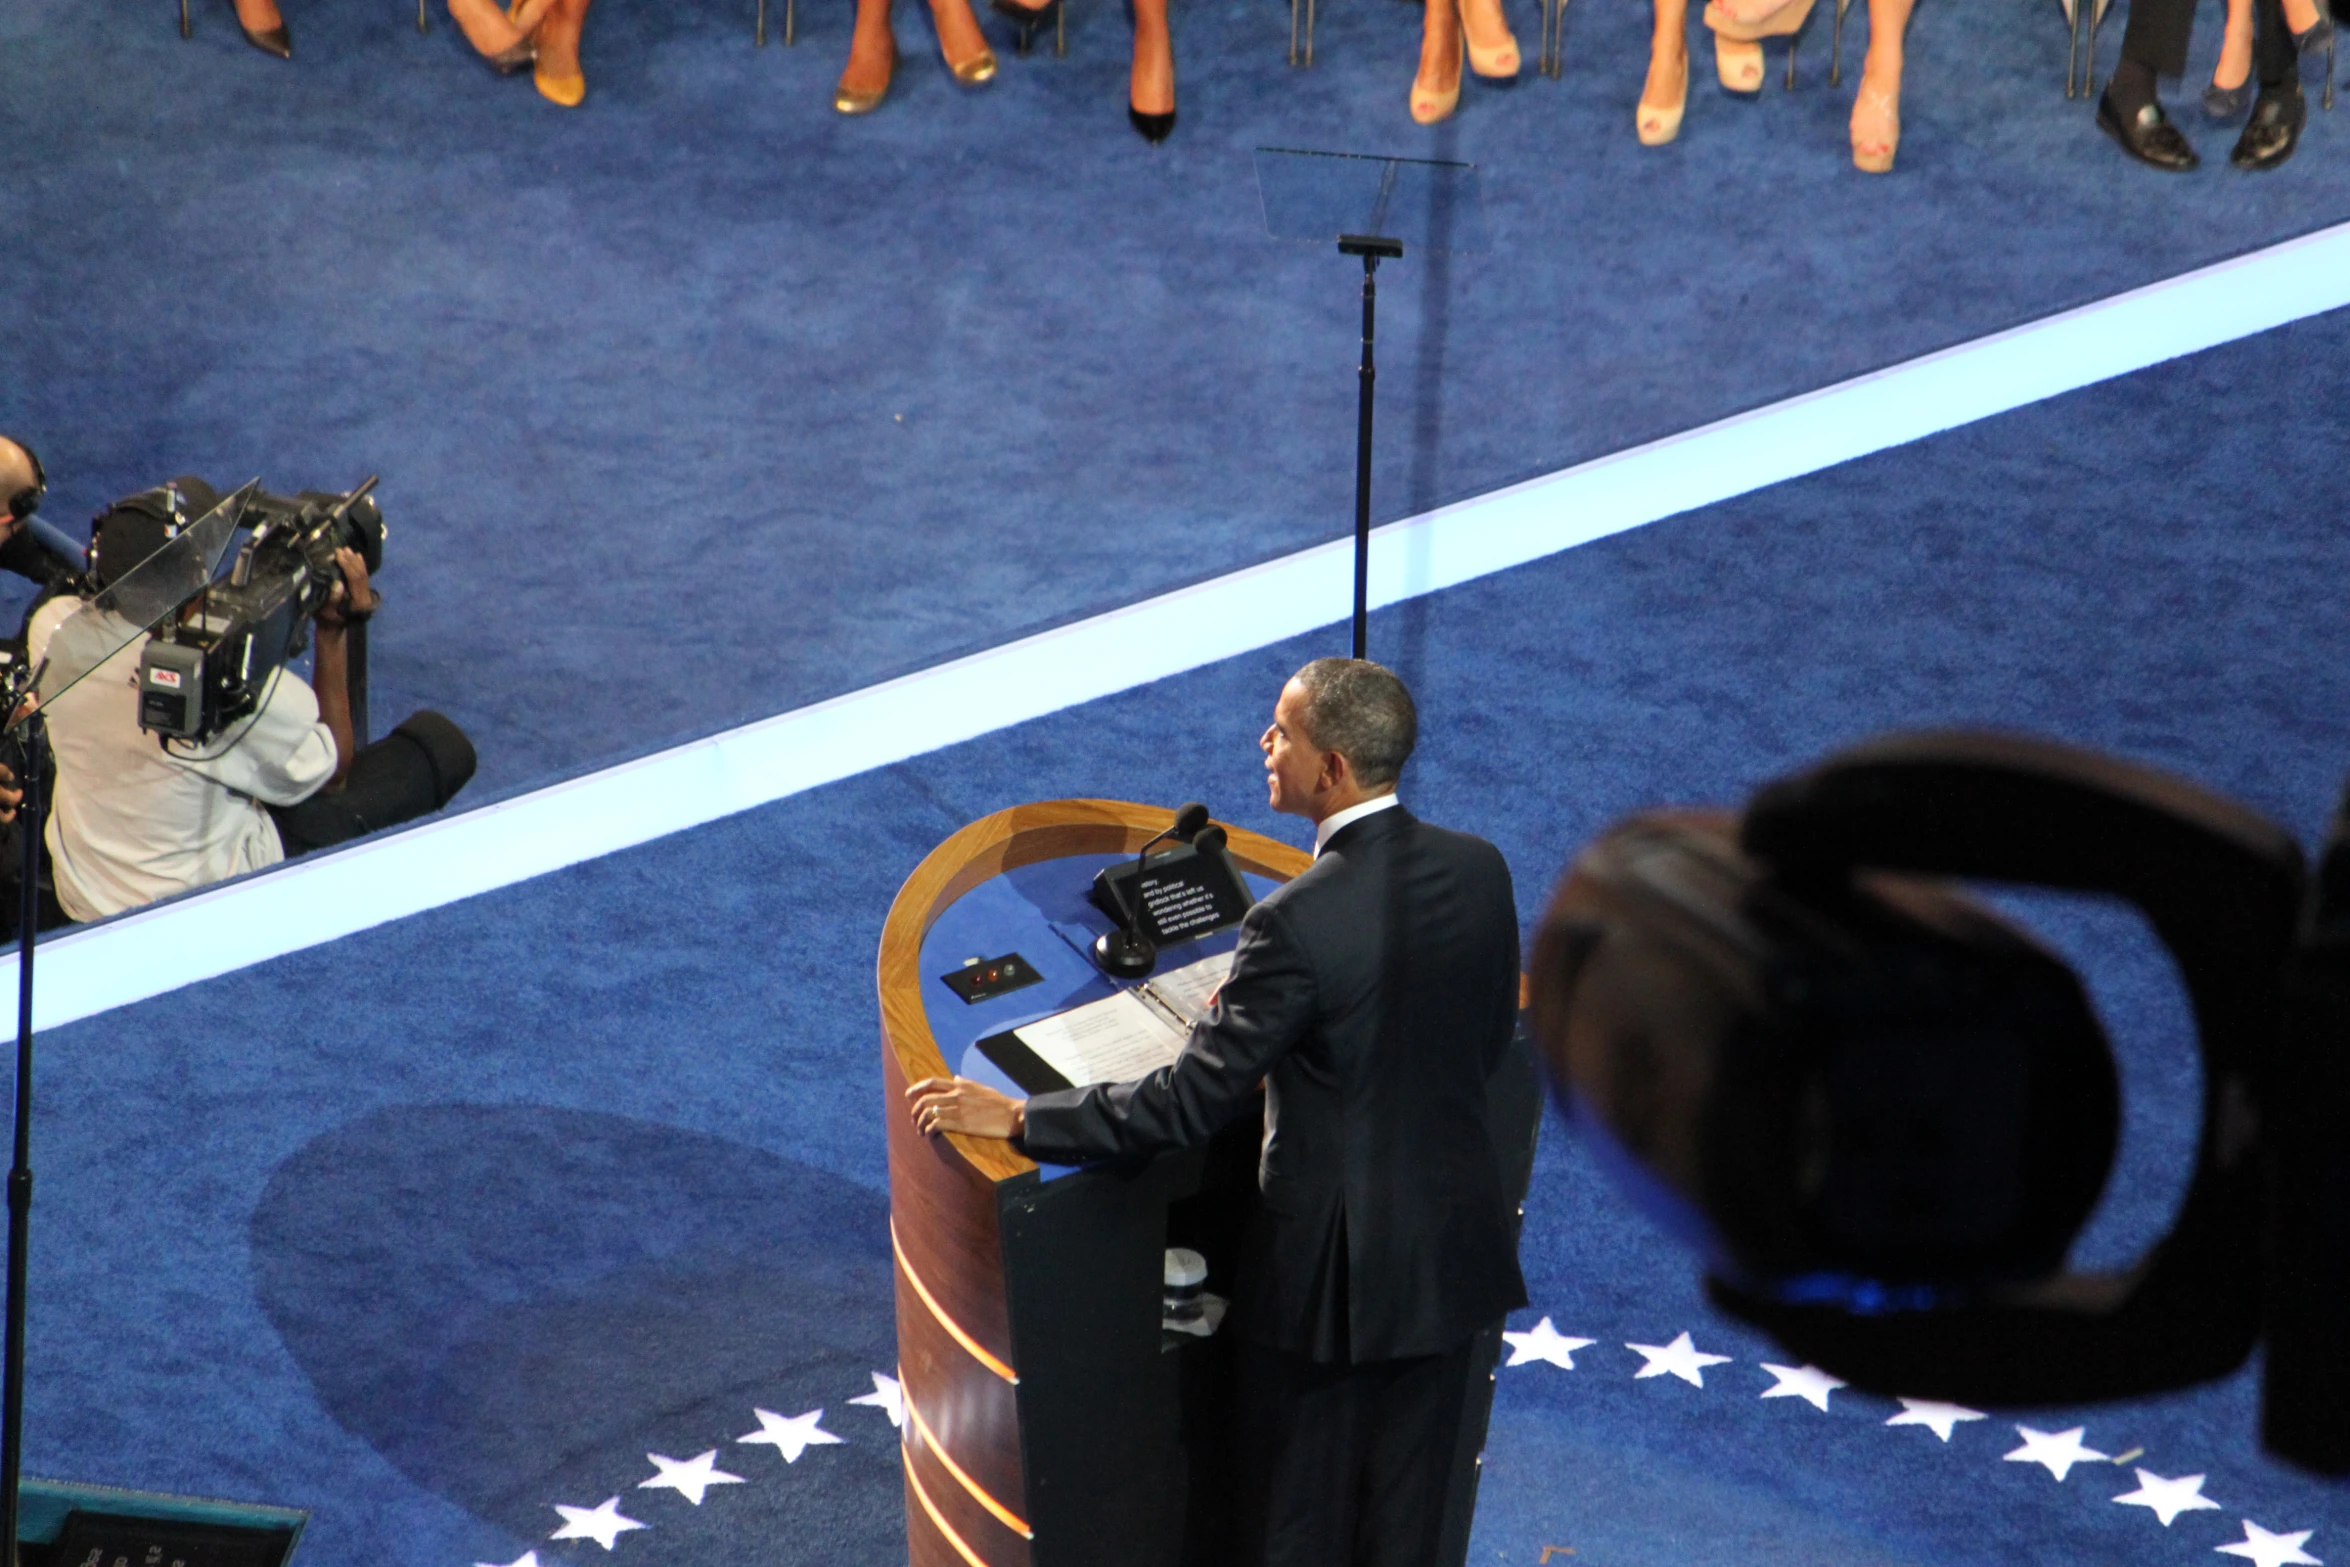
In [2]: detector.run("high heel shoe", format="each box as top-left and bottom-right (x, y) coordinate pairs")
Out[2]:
(931, 0), (998, 83)
(1706, 0), (1807, 90)
(2290, 2), (2335, 109)
(1128, 0), (1176, 140)
(1411, 34), (1464, 121)
(233, 0), (292, 56)
(2204, 77), (2253, 117)
(835, 27), (896, 111)
(1849, 72), (1899, 170)
(530, 0), (585, 106)
(1636, 45), (1687, 142)
(1459, 0), (1520, 77)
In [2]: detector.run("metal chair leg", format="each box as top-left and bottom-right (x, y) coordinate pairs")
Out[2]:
(1786, 29), (1797, 86)
(418, 0), (429, 32)
(2324, 33), (2335, 110)
(180, 0), (192, 37)
(1830, 0), (1845, 83)
(1305, 0), (1316, 63)
(1054, 0), (1064, 54)
(756, 0), (766, 45)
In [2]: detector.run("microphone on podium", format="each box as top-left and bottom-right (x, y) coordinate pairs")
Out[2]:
(1095, 803), (1210, 979)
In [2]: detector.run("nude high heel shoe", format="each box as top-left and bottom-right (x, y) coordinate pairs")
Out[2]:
(1459, 0), (1520, 77)
(1850, 71), (1899, 170)
(1412, 33), (1464, 120)
(1637, 45), (1688, 141)
(1705, 0), (1810, 90)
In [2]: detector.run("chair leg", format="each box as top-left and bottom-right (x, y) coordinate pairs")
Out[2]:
(1054, 0), (1064, 54)
(180, 0), (192, 37)
(1830, 0), (1844, 83)
(2324, 32), (2334, 110)
(756, 0), (766, 44)
(418, 0), (429, 32)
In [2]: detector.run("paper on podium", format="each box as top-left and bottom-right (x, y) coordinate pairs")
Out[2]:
(1011, 951), (1235, 1088)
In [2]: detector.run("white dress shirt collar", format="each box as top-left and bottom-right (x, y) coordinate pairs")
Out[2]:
(1314, 792), (1401, 858)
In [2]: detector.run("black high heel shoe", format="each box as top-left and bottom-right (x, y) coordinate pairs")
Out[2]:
(2292, 3), (2335, 109)
(485, 39), (536, 73)
(1127, 102), (1175, 140)
(236, 0), (292, 56)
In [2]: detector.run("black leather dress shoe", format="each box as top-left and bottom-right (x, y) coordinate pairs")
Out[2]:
(2230, 86), (2307, 169)
(2097, 90), (2199, 170)
(240, 19), (292, 55)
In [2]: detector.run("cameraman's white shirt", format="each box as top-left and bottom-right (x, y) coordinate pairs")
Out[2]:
(29, 597), (337, 922)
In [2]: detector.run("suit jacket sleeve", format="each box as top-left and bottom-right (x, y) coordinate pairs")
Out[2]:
(1018, 899), (1316, 1164)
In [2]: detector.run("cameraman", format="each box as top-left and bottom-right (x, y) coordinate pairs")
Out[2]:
(22, 471), (475, 923)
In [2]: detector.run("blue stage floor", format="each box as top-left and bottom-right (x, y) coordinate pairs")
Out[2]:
(6, 0), (2350, 803)
(12, 298), (2350, 1564)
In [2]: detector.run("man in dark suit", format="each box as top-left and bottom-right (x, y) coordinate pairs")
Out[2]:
(908, 657), (1528, 1567)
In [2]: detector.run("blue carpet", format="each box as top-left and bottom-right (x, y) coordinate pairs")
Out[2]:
(11, 298), (2349, 1564)
(4, 0), (2348, 805)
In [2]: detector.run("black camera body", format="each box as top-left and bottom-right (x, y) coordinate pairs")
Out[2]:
(135, 486), (383, 744)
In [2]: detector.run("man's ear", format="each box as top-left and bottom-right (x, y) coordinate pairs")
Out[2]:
(1318, 747), (1351, 796)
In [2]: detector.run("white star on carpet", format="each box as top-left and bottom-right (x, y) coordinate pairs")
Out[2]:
(1625, 1332), (1733, 1387)
(639, 1450), (745, 1506)
(1757, 1363), (1844, 1412)
(2003, 1425), (2108, 1481)
(2113, 1468), (2223, 1526)
(738, 1407), (844, 1463)
(851, 1372), (905, 1427)
(1885, 1399), (1987, 1442)
(549, 1498), (646, 1551)
(1504, 1317), (1597, 1370)
(2215, 1519), (2321, 1566)
(476, 1555), (541, 1567)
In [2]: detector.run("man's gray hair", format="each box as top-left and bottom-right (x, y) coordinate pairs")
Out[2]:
(1292, 658), (1417, 790)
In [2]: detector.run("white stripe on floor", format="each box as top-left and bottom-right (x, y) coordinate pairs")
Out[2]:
(18, 220), (2350, 1031)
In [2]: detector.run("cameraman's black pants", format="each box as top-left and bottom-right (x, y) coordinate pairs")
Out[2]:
(268, 711), (477, 857)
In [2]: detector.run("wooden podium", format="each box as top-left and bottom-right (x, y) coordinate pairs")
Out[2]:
(877, 799), (1540, 1567)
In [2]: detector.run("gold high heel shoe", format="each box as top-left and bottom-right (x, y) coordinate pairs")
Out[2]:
(1637, 45), (1688, 142)
(835, 28), (896, 110)
(930, 0), (997, 82)
(1458, 0), (1520, 78)
(531, 0), (585, 106)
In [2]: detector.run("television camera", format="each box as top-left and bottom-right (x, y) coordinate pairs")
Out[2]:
(1529, 730), (2350, 1472)
(123, 478), (383, 746)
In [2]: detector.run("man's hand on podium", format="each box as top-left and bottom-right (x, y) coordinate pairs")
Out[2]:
(907, 1076), (1026, 1141)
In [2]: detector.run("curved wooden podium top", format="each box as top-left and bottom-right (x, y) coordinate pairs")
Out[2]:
(877, 798), (1311, 1182)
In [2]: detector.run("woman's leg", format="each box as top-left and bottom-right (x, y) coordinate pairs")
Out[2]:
(1850, 0), (1911, 171)
(1638, 0), (1690, 142)
(533, 0), (590, 104)
(927, 0), (997, 80)
(2212, 0), (2255, 84)
(233, 0), (284, 37)
(448, 0), (532, 55)
(1132, 0), (1175, 115)
(836, 0), (897, 110)
(1459, 0), (1521, 75)
(1411, 0), (1463, 120)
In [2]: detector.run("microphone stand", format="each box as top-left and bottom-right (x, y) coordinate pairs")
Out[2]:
(0, 709), (47, 1567)
(1338, 234), (1403, 661)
